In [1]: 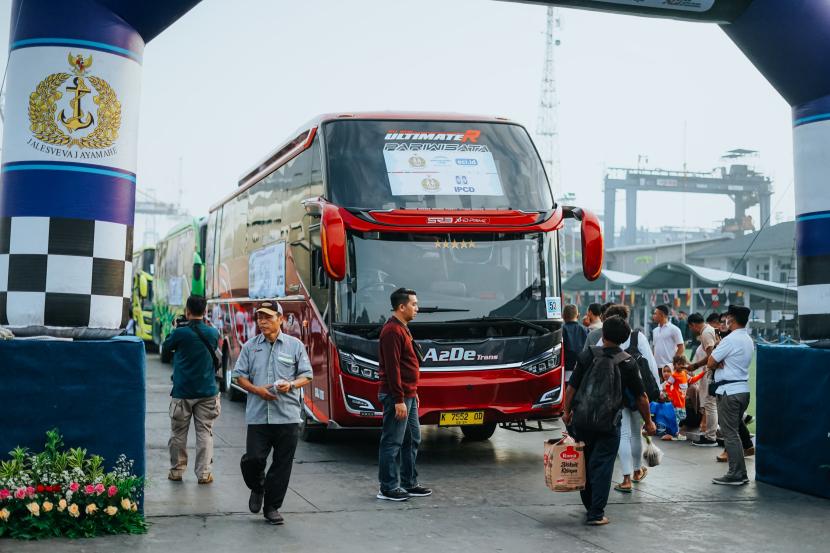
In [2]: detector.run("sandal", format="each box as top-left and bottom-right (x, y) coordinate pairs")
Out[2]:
(632, 467), (648, 482)
(614, 483), (633, 493)
(587, 517), (610, 526)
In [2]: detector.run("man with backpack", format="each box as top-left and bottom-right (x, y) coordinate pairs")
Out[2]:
(590, 305), (660, 493)
(162, 295), (222, 485)
(563, 315), (657, 525)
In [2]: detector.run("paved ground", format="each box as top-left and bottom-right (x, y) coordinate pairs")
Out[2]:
(10, 353), (828, 552)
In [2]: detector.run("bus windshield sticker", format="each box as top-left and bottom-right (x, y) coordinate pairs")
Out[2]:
(382, 149), (504, 196)
(249, 242), (286, 298)
(168, 276), (183, 306)
(545, 297), (561, 319)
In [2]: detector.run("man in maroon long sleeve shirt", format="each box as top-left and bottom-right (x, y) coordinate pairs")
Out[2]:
(376, 288), (432, 501)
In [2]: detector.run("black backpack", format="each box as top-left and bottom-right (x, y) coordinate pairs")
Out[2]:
(626, 331), (661, 403)
(572, 346), (626, 433)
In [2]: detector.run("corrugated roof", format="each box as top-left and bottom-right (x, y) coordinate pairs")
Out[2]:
(687, 221), (795, 258)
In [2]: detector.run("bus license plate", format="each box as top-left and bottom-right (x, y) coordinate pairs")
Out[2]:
(439, 411), (485, 426)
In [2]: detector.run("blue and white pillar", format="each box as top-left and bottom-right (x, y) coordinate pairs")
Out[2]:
(0, 0), (143, 333)
(794, 98), (830, 340)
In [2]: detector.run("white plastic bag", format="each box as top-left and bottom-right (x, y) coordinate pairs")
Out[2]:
(643, 435), (663, 467)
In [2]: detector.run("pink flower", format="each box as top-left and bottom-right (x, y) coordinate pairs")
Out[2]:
(107, 485), (117, 497)
(84, 484), (95, 495)
(14, 488), (26, 500)
(25, 486), (35, 498)
(0, 489), (9, 500)
(94, 483), (105, 495)
(69, 482), (80, 493)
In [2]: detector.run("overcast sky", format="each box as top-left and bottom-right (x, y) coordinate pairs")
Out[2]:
(0, 0), (795, 246)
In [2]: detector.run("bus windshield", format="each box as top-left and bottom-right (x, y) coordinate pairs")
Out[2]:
(335, 232), (558, 324)
(324, 120), (553, 211)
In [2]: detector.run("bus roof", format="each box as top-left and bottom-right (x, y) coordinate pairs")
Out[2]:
(159, 218), (201, 242)
(211, 112), (519, 212)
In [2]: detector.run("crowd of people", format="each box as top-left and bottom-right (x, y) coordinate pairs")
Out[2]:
(161, 291), (754, 528)
(562, 301), (755, 524)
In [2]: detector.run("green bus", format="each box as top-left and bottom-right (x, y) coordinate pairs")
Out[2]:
(153, 218), (207, 358)
(130, 246), (155, 344)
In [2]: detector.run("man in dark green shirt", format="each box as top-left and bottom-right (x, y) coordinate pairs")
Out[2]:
(162, 295), (221, 484)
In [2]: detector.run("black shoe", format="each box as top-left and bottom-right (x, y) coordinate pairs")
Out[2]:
(376, 488), (410, 501)
(712, 476), (748, 486)
(249, 490), (264, 514)
(263, 508), (284, 525)
(691, 437), (719, 447)
(405, 485), (433, 497)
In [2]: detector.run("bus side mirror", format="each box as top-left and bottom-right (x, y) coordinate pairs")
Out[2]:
(321, 204), (347, 281)
(303, 198), (347, 281)
(139, 274), (149, 297)
(563, 206), (604, 281)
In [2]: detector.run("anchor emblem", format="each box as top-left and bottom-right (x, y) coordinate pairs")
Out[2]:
(59, 76), (94, 132)
(28, 51), (121, 150)
(59, 53), (95, 133)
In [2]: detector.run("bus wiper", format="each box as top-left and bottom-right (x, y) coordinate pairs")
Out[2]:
(453, 315), (548, 334)
(418, 306), (471, 313)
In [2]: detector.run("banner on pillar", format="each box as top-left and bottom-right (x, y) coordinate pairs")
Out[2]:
(3, 47), (141, 174)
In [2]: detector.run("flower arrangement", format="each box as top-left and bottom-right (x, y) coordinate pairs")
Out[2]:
(0, 429), (146, 539)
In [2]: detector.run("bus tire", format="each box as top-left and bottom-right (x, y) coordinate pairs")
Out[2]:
(460, 423), (497, 441)
(300, 409), (326, 442)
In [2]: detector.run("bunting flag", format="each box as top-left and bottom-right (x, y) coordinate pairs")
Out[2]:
(698, 289), (707, 307)
(712, 288), (720, 308)
(630, 290), (636, 305)
(686, 288), (692, 307)
(673, 291), (681, 308)
(601, 290), (606, 301)
(663, 291), (670, 304)
(651, 292), (657, 307)
(621, 288), (626, 305)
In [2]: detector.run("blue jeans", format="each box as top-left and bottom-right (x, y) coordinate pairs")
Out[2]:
(378, 394), (420, 492)
(570, 423), (621, 522)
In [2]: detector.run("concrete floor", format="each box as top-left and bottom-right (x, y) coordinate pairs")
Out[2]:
(9, 353), (828, 552)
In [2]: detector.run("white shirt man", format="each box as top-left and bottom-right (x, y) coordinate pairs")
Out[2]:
(710, 328), (753, 397)
(707, 305), (753, 486)
(651, 306), (684, 368)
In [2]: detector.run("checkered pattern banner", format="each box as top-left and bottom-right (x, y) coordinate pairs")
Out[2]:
(0, 216), (131, 328)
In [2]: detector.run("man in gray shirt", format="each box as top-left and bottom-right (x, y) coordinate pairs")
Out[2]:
(233, 301), (313, 525)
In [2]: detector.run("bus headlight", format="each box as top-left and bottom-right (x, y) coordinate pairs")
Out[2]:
(338, 353), (380, 381)
(519, 346), (561, 376)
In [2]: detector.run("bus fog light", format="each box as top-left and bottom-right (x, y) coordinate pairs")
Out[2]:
(346, 394), (376, 411)
(538, 386), (561, 404)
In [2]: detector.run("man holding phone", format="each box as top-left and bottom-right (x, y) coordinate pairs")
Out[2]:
(233, 301), (312, 525)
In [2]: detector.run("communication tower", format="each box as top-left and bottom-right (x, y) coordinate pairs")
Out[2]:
(536, 6), (562, 196)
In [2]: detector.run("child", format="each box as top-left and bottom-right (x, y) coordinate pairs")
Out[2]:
(661, 355), (689, 441)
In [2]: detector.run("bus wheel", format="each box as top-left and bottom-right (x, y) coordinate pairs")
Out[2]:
(460, 423), (497, 441)
(300, 409), (326, 442)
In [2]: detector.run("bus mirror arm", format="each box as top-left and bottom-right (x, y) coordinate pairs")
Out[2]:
(562, 206), (604, 282)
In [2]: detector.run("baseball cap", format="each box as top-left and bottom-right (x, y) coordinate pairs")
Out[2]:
(255, 301), (283, 316)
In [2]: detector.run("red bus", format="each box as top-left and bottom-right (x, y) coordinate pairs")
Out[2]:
(206, 112), (602, 441)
